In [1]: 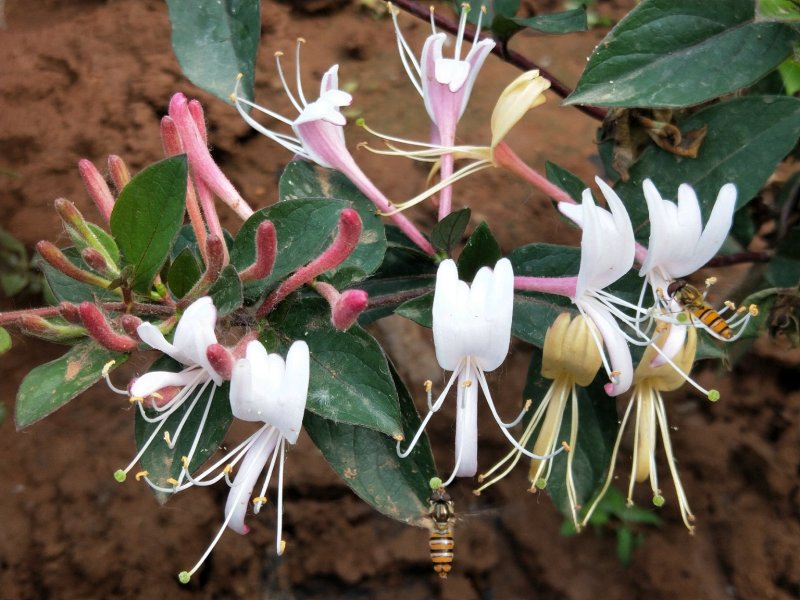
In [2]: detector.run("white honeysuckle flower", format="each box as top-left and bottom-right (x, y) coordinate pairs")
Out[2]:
(389, 2), (495, 145)
(638, 180), (749, 360)
(108, 297), (224, 487)
(174, 340), (310, 584)
(398, 258), (554, 486)
(559, 177), (638, 396)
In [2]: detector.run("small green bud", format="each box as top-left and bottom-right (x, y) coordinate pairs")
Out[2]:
(707, 389), (720, 402)
(113, 469), (126, 483)
(178, 571), (191, 584)
(535, 478), (547, 490)
(429, 477), (443, 491)
(653, 494), (665, 507)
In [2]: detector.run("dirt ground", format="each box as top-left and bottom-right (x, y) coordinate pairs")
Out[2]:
(1, 1), (799, 599)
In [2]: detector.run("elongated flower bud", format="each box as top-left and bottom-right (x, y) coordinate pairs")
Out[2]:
(206, 343), (234, 381)
(79, 302), (138, 352)
(78, 159), (115, 223)
(81, 247), (110, 274)
(239, 220), (277, 282)
(37, 241), (113, 290)
(314, 282), (368, 330)
(541, 313), (602, 387)
(257, 209), (362, 317)
(59, 302), (82, 324)
(18, 315), (86, 341)
(160, 116), (184, 157)
(120, 314), (143, 338)
(108, 155), (131, 191)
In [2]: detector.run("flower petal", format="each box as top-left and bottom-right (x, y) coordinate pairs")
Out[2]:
(225, 426), (279, 535)
(130, 368), (201, 398)
(433, 259), (470, 370)
(136, 322), (182, 362)
(271, 341), (310, 444)
(582, 298), (633, 396)
(454, 366), (479, 477)
(677, 183), (736, 275)
(478, 258), (514, 372)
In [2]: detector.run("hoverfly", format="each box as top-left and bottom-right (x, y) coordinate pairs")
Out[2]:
(427, 485), (455, 579)
(667, 279), (732, 339)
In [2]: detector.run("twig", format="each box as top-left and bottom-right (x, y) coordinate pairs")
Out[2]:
(705, 251), (771, 268)
(390, 0), (608, 121)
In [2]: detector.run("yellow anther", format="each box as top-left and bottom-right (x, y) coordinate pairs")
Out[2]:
(656, 287), (666, 300)
(181, 456), (189, 468)
(462, 379), (472, 388)
(610, 370), (621, 381)
(460, 2), (470, 10)
(274, 51), (284, 58)
(129, 396), (143, 404)
(724, 300), (736, 311)
(102, 360), (117, 376)
(561, 441), (571, 452)
(736, 305), (747, 314)
(166, 478), (179, 486)
(163, 431), (173, 445)
(480, 4), (487, 13)
(279, 540), (287, 555)
(135, 470), (149, 481)
(749, 304), (759, 317)
(223, 464), (233, 474)
(297, 37), (306, 44)
(523, 399), (532, 411)
(253, 496), (268, 506)
(705, 276), (717, 287)
(151, 392), (164, 400)
(236, 72), (243, 81)
(424, 380), (433, 393)
(229, 93), (237, 102)
(392, 433), (405, 442)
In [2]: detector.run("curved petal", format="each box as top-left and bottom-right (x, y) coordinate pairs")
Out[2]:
(453, 367), (479, 477)
(230, 357), (265, 422)
(136, 322), (182, 362)
(676, 183), (736, 276)
(595, 176), (635, 284)
(319, 64), (340, 94)
(434, 58), (470, 91)
(433, 259), (469, 370)
(272, 341), (310, 444)
(420, 33), (447, 124)
(582, 298), (633, 396)
(478, 258), (514, 372)
(650, 322), (687, 368)
(130, 368), (200, 398)
(458, 39), (494, 118)
(574, 188), (602, 298)
(225, 426), (279, 535)
(173, 297), (217, 363)
(639, 179), (670, 275)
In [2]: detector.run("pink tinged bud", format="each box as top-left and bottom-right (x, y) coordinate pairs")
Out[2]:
(206, 343), (234, 381)
(78, 302), (138, 352)
(168, 93), (254, 220)
(18, 315), (86, 341)
(160, 116), (184, 157)
(333, 289), (368, 330)
(78, 159), (115, 224)
(108, 155), (131, 192)
(37, 241), (114, 290)
(257, 209), (362, 317)
(120, 314), (143, 338)
(203, 234), (226, 281)
(240, 221), (277, 282)
(81, 247), (109, 273)
(59, 302), (82, 324)
(188, 99), (208, 144)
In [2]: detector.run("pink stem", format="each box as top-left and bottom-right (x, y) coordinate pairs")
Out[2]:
(493, 142), (576, 205)
(514, 275), (577, 298)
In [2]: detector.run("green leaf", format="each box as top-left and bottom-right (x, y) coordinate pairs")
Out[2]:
(166, 0), (260, 104)
(545, 161), (589, 202)
(768, 226), (800, 287)
(207, 265), (244, 315)
(110, 156), (187, 294)
(431, 208), (471, 256)
(304, 363), (436, 526)
(779, 57), (800, 95)
(493, 7), (588, 40)
(278, 161), (387, 289)
(458, 0), (519, 24)
(0, 327), (11, 355)
(358, 227), (437, 324)
(167, 248), (202, 299)
(568, 0), (799, 107)
(523, 349), (619, 518)
(757, 0), (800, 21)
(87, 223), (121, 265)
(16, 341), (127, 428)
(38, 247), (120, 304)
(615, 96), (800, 239)
(457, 221), (502, 281)
(272, 298), (403, 437)
(396, 291), (434, 329)
(134, 358), (233, 504)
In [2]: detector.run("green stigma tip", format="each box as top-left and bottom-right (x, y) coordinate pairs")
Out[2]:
(429, 477), (443, 491)
(535, 478), (547, 490)
(677, 313), (688, 323)
(653, 494), (665, 507)
(355, 117), (366, 127)
(113, 469), (126, 483)
(178, 571), (190, 584)
(707, 389), (720, 402)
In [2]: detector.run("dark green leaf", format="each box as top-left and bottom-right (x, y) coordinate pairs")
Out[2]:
(16, 341), (127, 428)
(431, 208), (471, 256)
(457, 221), (502, 281)
(493, 7), (587, 40)
(272, 298), (403, 437)
(616, 527), (634, 566)
(757, 0), (800, 21)
(458, 0), (519, 24)
(396, 291), (434, 328)
(134, 357), (233, 504)
(779, 57), (800, 94)
(304, 362), (436, 526)
(278, 161), (387, 288)
(545, 161), (589, 202)
(768, 227), (800, 287)
(615, 96), (800, 239)
(167, 248), (202, 299)
(207, 265), (243, 315)
(171, 224), (201, 261)
(568, 0), (799, 107)
(166, 0), (260, 103)
(39, 247), (120, 304)
(87, 223), (121, 265)
(110, 156), (188, 294)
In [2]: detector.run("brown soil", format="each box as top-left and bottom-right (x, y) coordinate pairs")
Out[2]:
(1, 1), (798, 599)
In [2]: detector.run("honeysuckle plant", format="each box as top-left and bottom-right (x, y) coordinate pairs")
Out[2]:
(4, 0), (800, 583)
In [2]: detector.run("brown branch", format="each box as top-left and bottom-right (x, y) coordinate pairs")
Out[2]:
(0, 302), (175, 326)
(704, 251), (772, 268)
(390, 0), (608, 121)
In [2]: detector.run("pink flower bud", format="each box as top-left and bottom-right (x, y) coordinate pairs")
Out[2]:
(239, 220), (277, 282)
(120, 314), (144, 338)
(108, 155), (131, 192)
(78, 159), (115, 224)
(59, 302), (82, 324)
(18, 315), (85, 341)
(333, 289), (368, 330)
(206, 343), (234, 380)
(37, 241), (112, 289)
(188, 99), (208, 144)
(203, 234), (226, 281)
(160, 116), (184, 157)
(81, 247), (109, 273)
(79, 302), (138, 352)
(257, 209), (362, 317)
